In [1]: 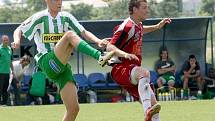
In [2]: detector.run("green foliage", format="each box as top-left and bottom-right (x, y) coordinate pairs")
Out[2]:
(70, 0), (129, 20)
(199, 0), (215, 18)
(0, 0), (45, 23)
(148, 0), (181, 18)
(0, 6), (31, 23)
(104, 0), (129, 19)
(69, 3), (94, 20)
(26, 0), (46, 12)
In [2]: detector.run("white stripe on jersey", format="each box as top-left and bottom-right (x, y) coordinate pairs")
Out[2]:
(114, 17), (135, 43)
(19, 9), (85, 61)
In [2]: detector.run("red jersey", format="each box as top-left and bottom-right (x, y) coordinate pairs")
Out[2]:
(110, 17), (143, 66)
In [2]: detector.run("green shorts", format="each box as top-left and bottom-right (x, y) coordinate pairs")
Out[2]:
(37, 51), (75, 91)
(180, 75), (194, 81)
(159, 73), (175, 84)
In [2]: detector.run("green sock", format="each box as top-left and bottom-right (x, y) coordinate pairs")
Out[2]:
(77, 40), (101, 60)
(183, 89), (188, 97)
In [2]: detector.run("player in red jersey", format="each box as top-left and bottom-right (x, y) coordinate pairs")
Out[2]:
(106, 0), (171, 121)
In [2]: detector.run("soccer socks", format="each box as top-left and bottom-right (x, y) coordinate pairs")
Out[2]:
(138, 77), (151, 113)
(77, 40), (101, 60)
(138, 78), (161, 121)
(152, 113), (160, 121)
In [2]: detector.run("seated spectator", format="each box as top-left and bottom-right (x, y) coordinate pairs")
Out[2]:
(11, 55), (30, 105)
(155, 46), (176, 90)
(180, 54), (205, 98)
(204, 68), (215, 87)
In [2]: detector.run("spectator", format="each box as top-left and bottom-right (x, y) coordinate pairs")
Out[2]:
(180, 54), (205, 98)
(155, 46), (176, 90)
(204, 68), (215, 87)
(0, 35), (13, 105)
(11, 55), (30, 105)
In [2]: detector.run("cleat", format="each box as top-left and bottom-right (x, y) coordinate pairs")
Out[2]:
(145, 103), (161, 121)
(107, 55), (122, 66)
(98, 51), (115, 67)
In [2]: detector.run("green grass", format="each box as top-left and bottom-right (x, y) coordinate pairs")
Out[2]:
(1, 100), (215, 121)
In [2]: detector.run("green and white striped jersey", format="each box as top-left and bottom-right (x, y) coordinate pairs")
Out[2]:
(20, 9), (85, 61)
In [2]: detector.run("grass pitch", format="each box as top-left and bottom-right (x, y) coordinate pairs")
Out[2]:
(0, 100), (215, 121)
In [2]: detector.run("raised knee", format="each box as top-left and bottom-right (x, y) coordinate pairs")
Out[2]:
(65, 31), (78, 40)
(131, 67), (150, 85)
(138, 68), (150, 79)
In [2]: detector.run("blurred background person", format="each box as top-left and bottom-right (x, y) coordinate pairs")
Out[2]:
(155, 46), (176, 91)
(10, 55), (30, 105)
(0, 35), (13, 105)
(180, 54), (205, 99)
(204, 68), (215, 87)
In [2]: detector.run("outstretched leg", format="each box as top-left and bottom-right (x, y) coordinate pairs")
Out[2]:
(54, 31), (114, 66)
(131, 67), (161, 121)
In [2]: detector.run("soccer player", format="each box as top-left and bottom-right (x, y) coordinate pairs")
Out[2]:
(106, 0), (171, 121)
(12, 0), (114, 121)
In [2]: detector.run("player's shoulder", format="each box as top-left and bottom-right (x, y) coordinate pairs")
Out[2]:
(59, 11), (73, 17)
(124, 17), (135, 27)
(118, 17), (135, 31)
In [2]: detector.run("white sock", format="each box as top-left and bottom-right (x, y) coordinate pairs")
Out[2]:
(150, 87), (161, 121)
(138, 77), (151, 113)
(152, 113), (160, 121)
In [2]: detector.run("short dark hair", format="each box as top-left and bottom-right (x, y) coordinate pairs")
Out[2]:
(159, 46), (168, 60)
(20, 55), (31, 63)
(128, 0), (147, 15)
(189, 54), (196, 59)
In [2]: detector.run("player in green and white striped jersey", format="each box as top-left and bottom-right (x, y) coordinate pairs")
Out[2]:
(12, 0), (114, 121)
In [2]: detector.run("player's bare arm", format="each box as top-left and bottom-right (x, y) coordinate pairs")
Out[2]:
(106, 43), (139, 61)
(81, 30), (108, 48)
(143, 18), (171, 34)
(12, 26), (22, 49)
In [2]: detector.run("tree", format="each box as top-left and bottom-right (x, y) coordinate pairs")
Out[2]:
(0, 0), (46, 23)
(156, 0), (181, 18)
(26, 0), (46, 12)
(199, 0), (215, 18)
(93, 0), (129, 20)
(148, 0), (159, 18)
(69, 3), (94, 20)
(0, 4), (31, 23)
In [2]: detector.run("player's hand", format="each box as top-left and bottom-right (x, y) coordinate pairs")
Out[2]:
(124, 53), (139, 61)
(11, 42), (20, 49)
(98, 39), (109, 48)
(191, 63), (196, 68)
(157, 18), (171, 29)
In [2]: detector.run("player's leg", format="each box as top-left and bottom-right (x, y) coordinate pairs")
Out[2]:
(150, 89), (161, 121)
(55, 66), (79, 121)
(38, 49), (79, 121)
(54, 31), (114, 66)
(157, 77), (163, 88)
(196, 76), (204, 92)
(183, 74), (189, 89)
(131, 67), (160, 121)
(60, 82), (79, 121)
(182, 74), (189, 98)
(165, 74), (175, 89)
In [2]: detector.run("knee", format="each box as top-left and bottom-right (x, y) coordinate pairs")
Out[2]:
(64, 31), (79, 40)
(137, 68), (150, 79)
(131, 67), (150, 85)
